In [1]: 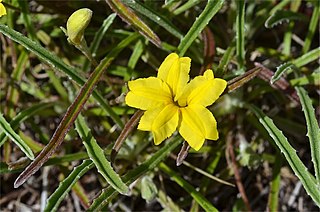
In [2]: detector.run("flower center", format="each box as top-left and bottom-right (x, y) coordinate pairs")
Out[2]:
(172, 97), (187, 108)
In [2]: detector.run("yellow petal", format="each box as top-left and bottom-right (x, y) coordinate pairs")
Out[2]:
(125, 77), (172, 110)
(138, 106), (163, 131)
(152, 104), (179, 145)
(0, 3), (6, 17)
(157, 53), (191, 99)
(145, 104), (179, 145)
(178, 69), (227, 107)
(178, 105), (218, 151)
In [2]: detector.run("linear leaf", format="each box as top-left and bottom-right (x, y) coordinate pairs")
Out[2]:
(265, 10), (306, 28)
(271, 62), (293, 84)
(0, 24), (124, 128)
(45, 160), (94, 212)
(293, 47), (320, 68)
(296, 87), (320, 185)
(83, 13), (117, 71)
(236, 0), (245, 70)
(248, 104), (320, 206)
(177, 0), (224, 56)
(267, 153), (282, 211)
(302, 1), (319, 53)
(0, 113), (34, 160)
(159, 162), (218, 212)
(13, 33), (138, 189)
(75, 114), (129, 194)
(106, 0), (161, 47)
(0, 102), (55, 148)
(123, 0), (183, 39)
(173, 0), (202, 16)
(89, 137), (182, 211)
(290, 72), (320, 86)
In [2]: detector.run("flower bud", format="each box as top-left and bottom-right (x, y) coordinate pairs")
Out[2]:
(66, 8), (92, 45)
(0, 0), (7, 17)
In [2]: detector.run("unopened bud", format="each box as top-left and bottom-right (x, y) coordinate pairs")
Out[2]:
(66, 8), (92, 45)
(0, 0), (7, 17)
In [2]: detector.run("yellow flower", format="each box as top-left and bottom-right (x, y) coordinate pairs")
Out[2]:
(0, 0), (7, 17)
(125, 53), (227, 150)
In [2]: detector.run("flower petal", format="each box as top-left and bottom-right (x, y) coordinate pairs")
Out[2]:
(179, 104), (218, 151)
(137, 106), (163, 131)
(125, 77), (172, 110)
(152, 104), (179, 145)
(157, 53), (191, 99)
(138, 104), (179, 145)
(178, 69), (227, 107)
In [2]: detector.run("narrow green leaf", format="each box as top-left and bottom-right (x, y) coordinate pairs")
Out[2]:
(0, 102), (55, 147)
(159, 162), (218, 212)
(215, 44), (235, 77)
(267, 154), (282, 211)
(236, 0), (245, 70)
(45, 160), (94, 212)
(173, 0), (202, 16)
(83, 13), (117, 71)
(302, 1), (319, 53)
(265, 10), (306, 28)
(248, 104), (320, 206)
(290, 73), (320, 86)
(177, 0), (224, 56)
(18, 0), (38, 41)
(123, 1), (183, 39)
(89, 137), (182, 211)
(14, 33), (138, 189)
(106, 0), (161, 47)
(45, 152), (89, 166)
(0, 113), (34, 160)
(91, 13), (116, 56)
(6, 51), (29, 118)
(0, 24), (124, 128)
(293, 47), (320, 68)
(75, 114), (129, 194)
(296, 87), (320, 185)
(271, 63), (293, 84)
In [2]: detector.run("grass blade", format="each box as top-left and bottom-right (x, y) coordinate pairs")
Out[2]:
(215, 43), (235, 77)
(89, 137), (182, 211)
(13, 33), (138, 189)
(302, 1), (319, 54)
(248, 104), (320, 206)
(177, 0), (224, 56)
(236, 0), (245, 70)
(123, 1), (183, 39)
(0, 24), (124, 128)
(44, 160), (94, 212)
(290, 72), (320, 86)
(0, 113), (34, 160)
(83, 13), (117, 71)
(293, 47), (320, 68)
(0, 102), (55, 147)
(296, 87), (320, 184)
(106, 0), (161, 47)
(267, 153), (282, 211)
(173, 0), (202, 16)
(159, 162), (218, 212)
(75, 114), (129, 194)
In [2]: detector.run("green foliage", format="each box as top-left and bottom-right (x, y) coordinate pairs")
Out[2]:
(0, 1), (319, 211)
